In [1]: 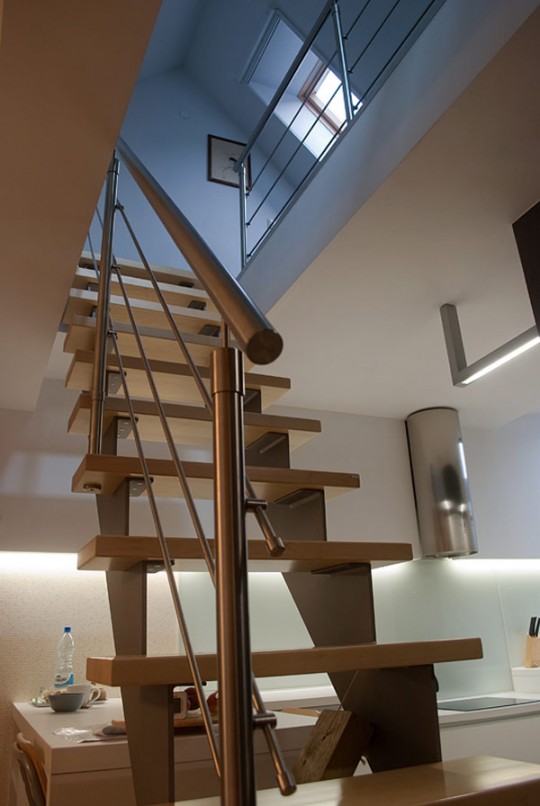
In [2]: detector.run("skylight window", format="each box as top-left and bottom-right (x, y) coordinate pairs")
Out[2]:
(243, 10), (360, 157)
(301, 65), (361, 132)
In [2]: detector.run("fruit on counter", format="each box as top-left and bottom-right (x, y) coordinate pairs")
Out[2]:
(207, 691), (220, 715)
(184, 686), (200, 711)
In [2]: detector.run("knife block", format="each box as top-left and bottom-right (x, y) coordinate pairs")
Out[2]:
(524, 636), (540, 668)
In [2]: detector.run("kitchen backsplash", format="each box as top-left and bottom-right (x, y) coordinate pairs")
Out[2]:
(372, 558), (540, 698)
(177, 558), (540, 697)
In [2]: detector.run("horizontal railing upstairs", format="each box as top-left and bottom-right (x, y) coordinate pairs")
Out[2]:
(235, 0), (446, 268)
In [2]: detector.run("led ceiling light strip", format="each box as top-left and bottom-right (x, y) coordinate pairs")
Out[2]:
(440, 303), (540, 387)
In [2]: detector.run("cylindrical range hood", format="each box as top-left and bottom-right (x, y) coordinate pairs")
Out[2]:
(406, 407), (478, 558)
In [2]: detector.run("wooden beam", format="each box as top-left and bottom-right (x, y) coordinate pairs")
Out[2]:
(293, 710), (373, 783)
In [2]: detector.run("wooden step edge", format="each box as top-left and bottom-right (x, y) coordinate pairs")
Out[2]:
(79, 252), (201, 289)
(66, 349), (291, 391)
(170, 756), (540, 805)
(68, 392), (322, 444)
(64, 289), (222, 328)
(77, 536), (413, 572)
(74, 266), (211, 304)
(86, 639), (482, 687)
(63, 315), (220, 355)
(71, 453), (361, 499)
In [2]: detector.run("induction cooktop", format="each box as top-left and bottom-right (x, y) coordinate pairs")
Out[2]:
(438, 696), (540, 711)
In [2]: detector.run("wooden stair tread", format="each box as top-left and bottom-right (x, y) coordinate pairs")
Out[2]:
(78, 536), (413, 571)
(63, 289), (221, 335)
(63, 315), (226, 368)
(79, 252), (202, 289)
(66, 349), (290, 408)
(86, 639), (482, 686)
(68, 392), (321, 450)
(72, 266), (214, 310)
(169, 756), (540, 805)
(72, 453), (361, 500)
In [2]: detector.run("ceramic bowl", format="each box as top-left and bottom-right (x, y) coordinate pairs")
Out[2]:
(48, 691), (85, 712)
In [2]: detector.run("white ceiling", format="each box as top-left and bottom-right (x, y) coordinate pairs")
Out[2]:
(3, 0), (539, 435)
(262, 6), (540, 429)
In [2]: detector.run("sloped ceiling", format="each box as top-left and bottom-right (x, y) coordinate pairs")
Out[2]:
(3, 0), (539, 433)
(0, 0), (161, 410)
(266, 7), (540, 428)
(142, 0), (540, 429)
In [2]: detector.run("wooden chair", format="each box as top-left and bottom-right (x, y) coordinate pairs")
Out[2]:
(13, 733), (46, 806)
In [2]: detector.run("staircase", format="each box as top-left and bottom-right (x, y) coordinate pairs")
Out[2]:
(62, 147), (540, 806)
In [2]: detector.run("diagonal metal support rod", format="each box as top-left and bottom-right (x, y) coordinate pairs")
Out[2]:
(117, 204), (285, 557)
(109, 327), (222, 773)
(112, 263), (295, 797)
(89, 155), (119, 454)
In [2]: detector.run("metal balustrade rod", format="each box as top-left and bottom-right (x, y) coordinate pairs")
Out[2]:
(212, 346), (256, 805)
(235, 0), (335, 169)
(89, 155), (119, 454)
(108, 327), (221, 775)
(116, 138), (282, 366)
(87, 171), (295, 793)
(331, 0), (354, 123)
(247, 80), (345, 228)
(350, 1), (437, 96)
(113, 266), (218, 577)
(239, 163), (248, 270)
(117, 204), (285, 556)
(349, 0), (400, 73)
(112, 263), (293, 793)
(116, 205), (213, 411)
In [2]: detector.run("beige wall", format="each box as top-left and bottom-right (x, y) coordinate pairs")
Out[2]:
(0, 556), (180, 805)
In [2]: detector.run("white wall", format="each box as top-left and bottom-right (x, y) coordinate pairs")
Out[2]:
(0, 555), (179, 806)
(464, 414), (540, 559)
(4, 374), (540, 798)
(87, 67), (294, 277)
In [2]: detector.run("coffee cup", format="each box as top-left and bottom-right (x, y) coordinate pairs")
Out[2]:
(68, 683), (101, 708)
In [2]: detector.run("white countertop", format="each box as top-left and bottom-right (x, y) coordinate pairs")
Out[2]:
(437, 691), (540, 726)
(12, 698), (318, 776)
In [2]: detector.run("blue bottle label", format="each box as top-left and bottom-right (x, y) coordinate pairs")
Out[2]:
(54, 672), (74, 688)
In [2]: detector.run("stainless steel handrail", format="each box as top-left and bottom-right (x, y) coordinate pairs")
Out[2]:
(116, 138), (282, 366)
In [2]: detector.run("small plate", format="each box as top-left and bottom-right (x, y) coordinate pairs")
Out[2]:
(31, 697), (49, 708)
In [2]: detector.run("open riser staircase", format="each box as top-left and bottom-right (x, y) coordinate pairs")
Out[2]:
(61, 145), (540, 806)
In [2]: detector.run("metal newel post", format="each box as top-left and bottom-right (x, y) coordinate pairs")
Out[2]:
(212, 345), (256, 805)
(239, 160), (248, 271)
(331, 0), (354, 123)
(89, 154), (120, 454)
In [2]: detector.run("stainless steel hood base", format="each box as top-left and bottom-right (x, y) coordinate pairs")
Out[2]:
(406, 407), (478, 559)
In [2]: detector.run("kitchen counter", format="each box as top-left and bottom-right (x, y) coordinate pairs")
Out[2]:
(11, 698), (317, 805)
(437, 691), (540, 765)
(438, 691), (540, 725)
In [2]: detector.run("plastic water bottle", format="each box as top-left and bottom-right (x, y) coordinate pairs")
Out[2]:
(54, 626), (75, 687)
